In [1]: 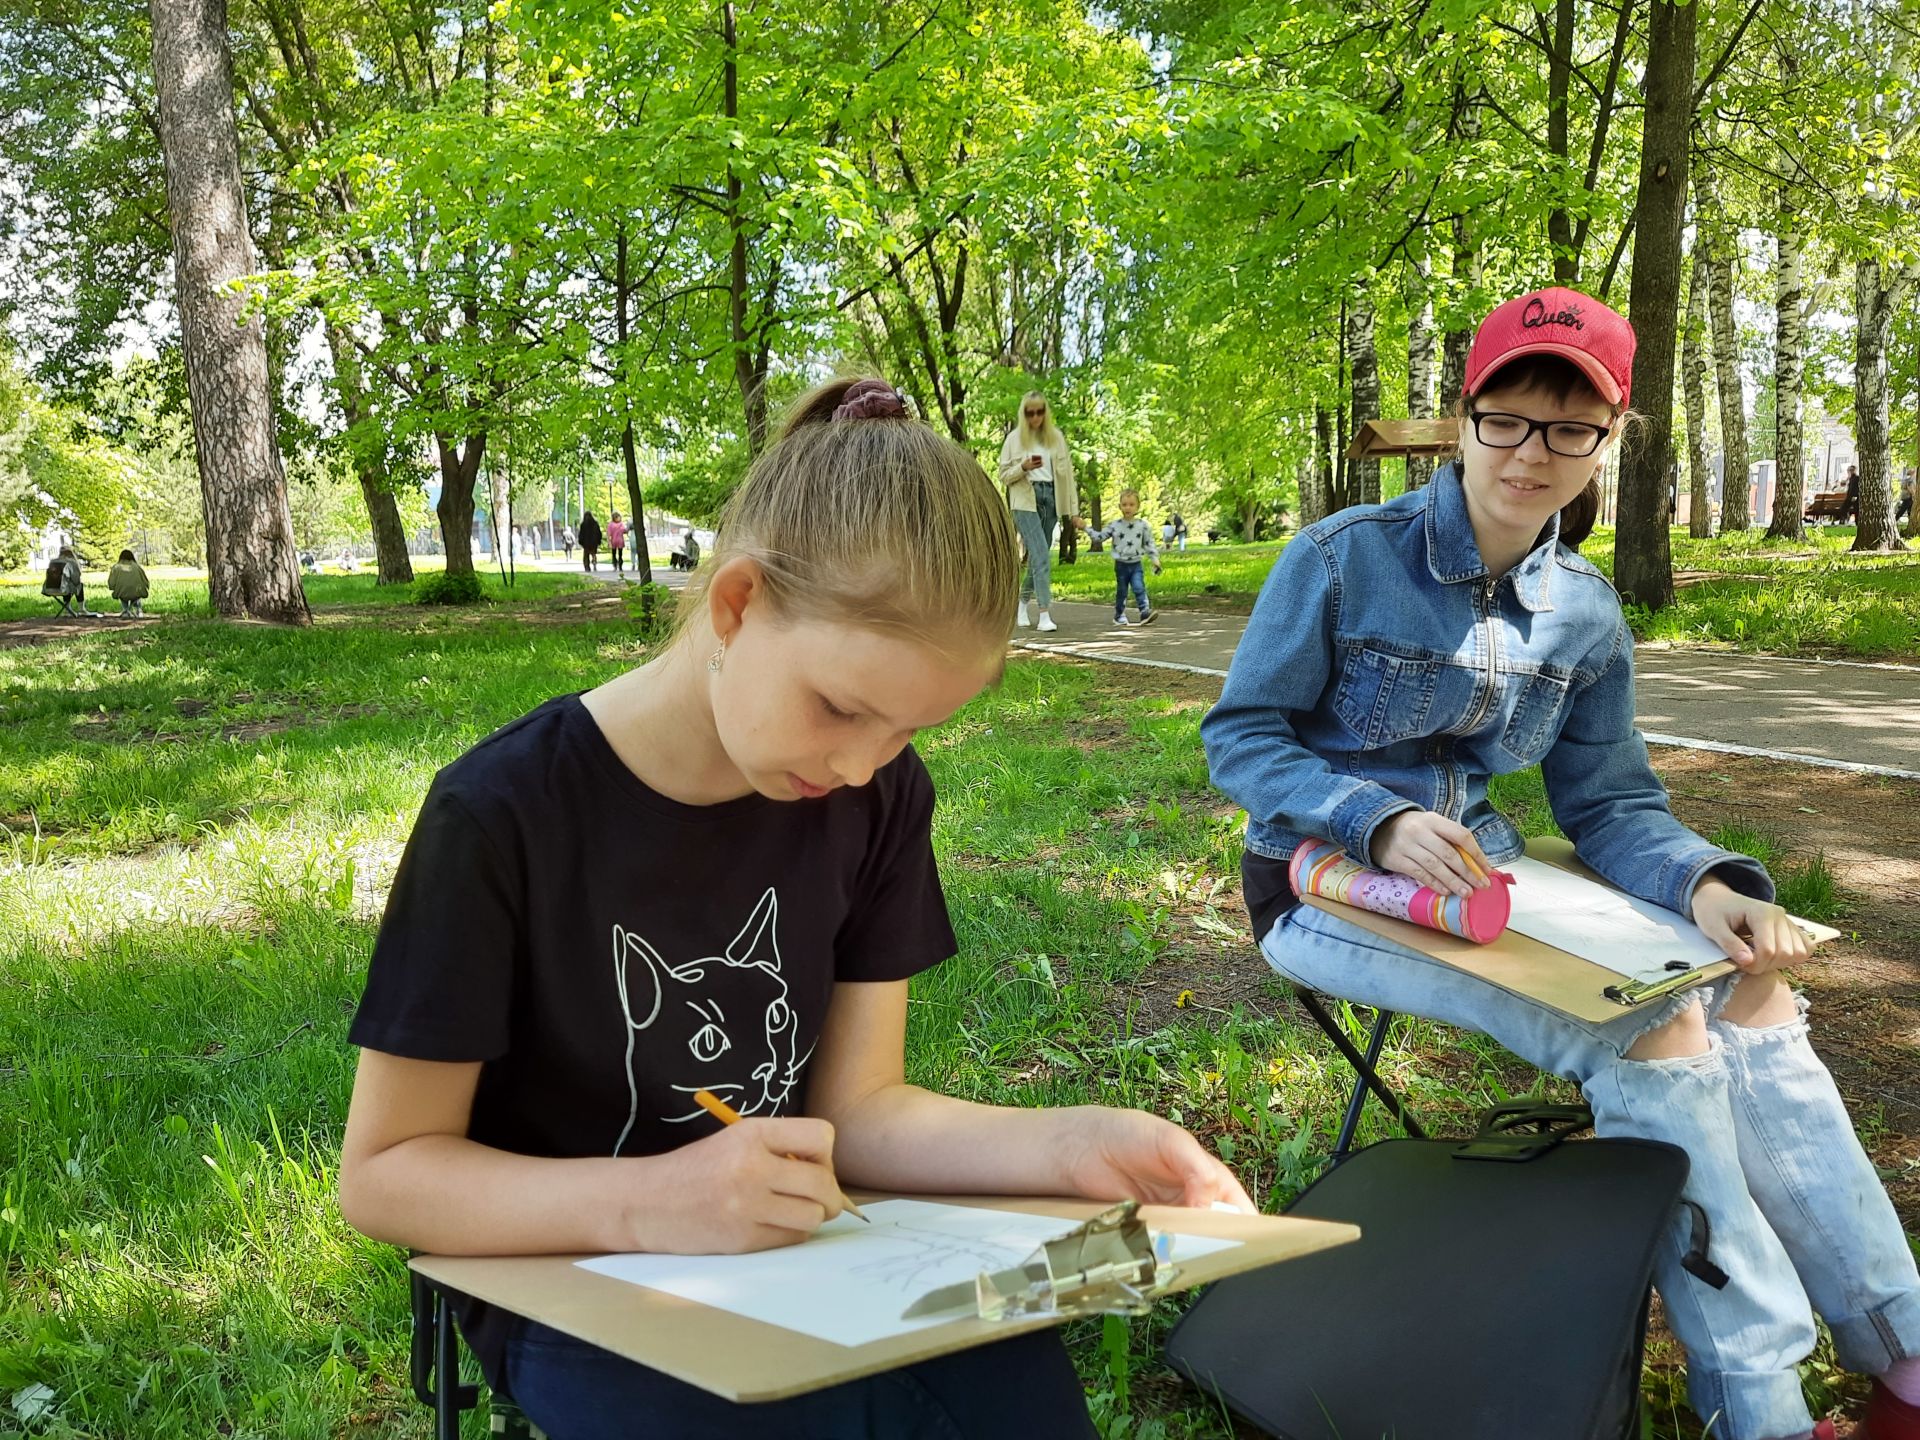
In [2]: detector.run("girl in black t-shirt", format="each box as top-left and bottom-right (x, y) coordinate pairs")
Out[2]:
(341, 376), (1253, 1440)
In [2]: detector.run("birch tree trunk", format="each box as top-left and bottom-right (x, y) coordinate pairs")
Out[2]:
(1852, 258), (1912, 553)
(1682, 250), (1714, 538)
(1698, 166), (1750, 530)
(1766, 188), (1807, 539)
(148, 0), (308, 623)
(1347, 302), (1381, 505)
(1614, 0), (1696, 611)
(1406, 259), (1437, 489)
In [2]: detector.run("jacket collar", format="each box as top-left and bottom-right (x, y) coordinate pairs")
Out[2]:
(1424, 462), (1558, 613)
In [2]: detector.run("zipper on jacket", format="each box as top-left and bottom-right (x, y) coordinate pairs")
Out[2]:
(1446, 578), (1500, 821)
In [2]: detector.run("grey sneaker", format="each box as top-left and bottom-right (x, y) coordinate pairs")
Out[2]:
(1137, 609), (1158, 626)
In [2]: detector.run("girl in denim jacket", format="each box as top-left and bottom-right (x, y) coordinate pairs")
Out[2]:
(1204, 289), (1919, 1440)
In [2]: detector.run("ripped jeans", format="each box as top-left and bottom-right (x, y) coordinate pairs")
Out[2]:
(1264, 903), (1920, 1440)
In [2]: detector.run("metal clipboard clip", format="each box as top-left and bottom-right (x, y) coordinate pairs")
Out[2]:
(900, 1200), (1177, 1322)
(1603, 964), (1711, 1008)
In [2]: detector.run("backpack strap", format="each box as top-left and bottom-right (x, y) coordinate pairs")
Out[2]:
(1677, 1199), (1730, 1289)
(1451, 1102), (1594, 1163)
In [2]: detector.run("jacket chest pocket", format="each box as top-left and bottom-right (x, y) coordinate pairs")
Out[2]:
(1497, 670), (1573, 765)
(1333, 647), (1442, 748)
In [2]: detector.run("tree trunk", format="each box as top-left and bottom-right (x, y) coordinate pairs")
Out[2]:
(1347, 302), (1380, 505)
(1406, 258), (1437, 489)
(325, 324), (414, 583)
(148, 0), (307, 623)
(1439, 91), (1482, 410)
(1766, 188), (1807, 540)
(723, 2), (768, 454)
(1700, 178), (1749, 530)
(1682, 250), (1714, 538)
(1304, 403), (1333, 525)
(1851, 258), (1911, 553)
(1545, 0), (1578, 283)
(434, 433), (486, 575)
(614, 221), (655, 585)
(1613, 0), (1697, 612)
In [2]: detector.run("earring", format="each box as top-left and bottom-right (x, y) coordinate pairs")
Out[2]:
(708, 644), (726, 673)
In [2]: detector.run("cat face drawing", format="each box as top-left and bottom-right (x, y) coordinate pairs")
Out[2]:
(610, 888), (811, 1156)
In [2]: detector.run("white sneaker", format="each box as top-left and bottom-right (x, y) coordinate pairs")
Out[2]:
(1036, 611), (1058, 633)
(1016, 601), (1031, 628)
(1113, 615), (1131, 627)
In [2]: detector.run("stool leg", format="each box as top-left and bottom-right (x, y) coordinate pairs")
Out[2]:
(1295, 994), (1429, 1158)
(434, 1290), (461, 1440)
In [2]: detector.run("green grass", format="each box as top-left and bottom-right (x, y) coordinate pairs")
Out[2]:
(0, 599), (1884, 1437)
(0, 563), (596, 624)
(1045, 526), (1920, 658)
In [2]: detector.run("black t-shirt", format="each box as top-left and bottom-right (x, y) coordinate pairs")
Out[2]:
(348, 694), (957, 1382)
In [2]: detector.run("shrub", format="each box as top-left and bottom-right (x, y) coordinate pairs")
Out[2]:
(621, 581), (678, 640)
(413, 570), (485, 606)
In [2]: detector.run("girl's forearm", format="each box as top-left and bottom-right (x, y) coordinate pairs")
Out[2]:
(340, 1134), (653, 1256)
(823, 1084), (1086, 1196)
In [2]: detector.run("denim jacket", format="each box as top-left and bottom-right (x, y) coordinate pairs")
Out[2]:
(1202, 463), (1770, 916)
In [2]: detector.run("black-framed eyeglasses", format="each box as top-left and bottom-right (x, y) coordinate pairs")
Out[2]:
(1467, 409), (1612, 458)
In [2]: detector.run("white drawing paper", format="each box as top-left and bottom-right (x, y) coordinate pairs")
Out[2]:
(576, 1198), (1240, 1347)
(1500, 855), (1729, 979)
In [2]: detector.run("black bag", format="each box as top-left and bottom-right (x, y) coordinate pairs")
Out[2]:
(1165, 1104), (1726, 1440)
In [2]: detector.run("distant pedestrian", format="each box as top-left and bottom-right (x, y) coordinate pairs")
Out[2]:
(1169, 511), (1188, 552)
(562, 525), (576, 561)
(996, 391), (1085, 633)
(1896, 469), (1913, 526)
(1841, 464), (1860, 523)
(608, 512), (628, 576)
(577, 510), (602, 573)
(108, 548), (150, 618)
(1089, 488), (1161, 627)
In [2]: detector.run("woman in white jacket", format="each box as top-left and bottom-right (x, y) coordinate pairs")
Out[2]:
(997, 392), (1083, 632)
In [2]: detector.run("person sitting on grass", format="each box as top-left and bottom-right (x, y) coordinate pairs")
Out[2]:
(338, 375), (1252, 1440)
(1089, 488), (1161, 627)
(1203, 287), (1920, 1440)
(108, 549), (149, 618)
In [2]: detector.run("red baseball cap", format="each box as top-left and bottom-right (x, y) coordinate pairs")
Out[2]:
(1464, 287), (1636, 408)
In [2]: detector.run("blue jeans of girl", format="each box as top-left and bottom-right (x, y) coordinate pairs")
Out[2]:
(1112, 559), (1149, 620)
(505, 1320), (1095, 1440)
(1015, 481), (1057, 609)
(1263, 902), (1920, 1440)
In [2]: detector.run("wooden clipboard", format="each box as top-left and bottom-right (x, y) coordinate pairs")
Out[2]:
(410, 1195), (1358, 1403)
(1300, 835), (1841, 1025)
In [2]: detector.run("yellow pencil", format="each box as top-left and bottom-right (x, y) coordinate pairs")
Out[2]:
(692, 1088), (870, 1223)
(1455, 846), (1491, 885)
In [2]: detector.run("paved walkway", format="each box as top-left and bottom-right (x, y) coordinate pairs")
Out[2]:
(1017, 600), (1920, 780)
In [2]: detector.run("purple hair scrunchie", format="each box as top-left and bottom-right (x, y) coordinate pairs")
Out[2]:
(831, 379), (909, 422)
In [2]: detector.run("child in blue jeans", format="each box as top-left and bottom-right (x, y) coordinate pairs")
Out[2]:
(1091, 488), (1161, 626)
(1205, 288), (1920, 1440)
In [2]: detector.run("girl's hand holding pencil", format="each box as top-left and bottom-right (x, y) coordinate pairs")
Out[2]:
(636, 1093), (854, 1253)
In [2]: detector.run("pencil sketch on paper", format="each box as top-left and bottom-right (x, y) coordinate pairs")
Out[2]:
(576, 1198), (1240, 1348)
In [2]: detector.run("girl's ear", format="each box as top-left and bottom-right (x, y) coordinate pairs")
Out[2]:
(705, 556), (765, 644)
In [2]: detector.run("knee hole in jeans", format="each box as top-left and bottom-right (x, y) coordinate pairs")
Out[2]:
(1625, 1001), (1711, 1061)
